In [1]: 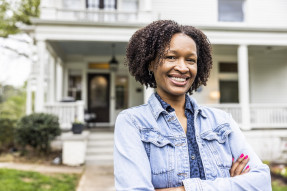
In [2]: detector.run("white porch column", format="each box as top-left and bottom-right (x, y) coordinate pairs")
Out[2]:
(144, 87), (154, 104)
(56, 58), (63, 101)
(35, 40), (46, 112)
(63, 66), (68, 97)
(110, 71), (116, 124)
(82, 65), (87, 107)
(238, 44), (251, 130)
(26, 80), (32, 115)
(48, 56), (55, 103)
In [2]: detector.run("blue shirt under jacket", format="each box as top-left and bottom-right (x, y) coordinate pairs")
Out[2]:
(114, 93), (272, 191)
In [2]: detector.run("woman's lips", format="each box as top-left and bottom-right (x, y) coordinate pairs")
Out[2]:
(169, 76), (189, 86)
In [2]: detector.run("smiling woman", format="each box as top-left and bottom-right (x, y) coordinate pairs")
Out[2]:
(114, 20), (272, 191)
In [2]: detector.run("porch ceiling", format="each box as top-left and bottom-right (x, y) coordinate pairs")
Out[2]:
(48, 40), (128, 59)
(212, 44), (287, 56)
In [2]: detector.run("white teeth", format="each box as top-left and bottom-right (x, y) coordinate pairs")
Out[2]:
(171, 77), (186, 82)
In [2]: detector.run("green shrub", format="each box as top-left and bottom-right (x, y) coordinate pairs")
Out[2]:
(0, 118), (16, 153)
(15, 113), (61, 154)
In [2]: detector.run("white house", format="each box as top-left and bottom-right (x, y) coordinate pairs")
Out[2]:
(23, 0), (287, 162)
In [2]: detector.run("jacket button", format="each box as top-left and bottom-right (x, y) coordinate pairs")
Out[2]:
(168, 116), (175, 122)
(191, 155), (196, 160)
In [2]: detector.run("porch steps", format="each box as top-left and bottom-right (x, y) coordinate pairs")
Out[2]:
(85, 131), (114, 164)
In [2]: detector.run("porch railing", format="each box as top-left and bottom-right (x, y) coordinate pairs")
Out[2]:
(44, 101), (84, 130)
(205, 104), (242, 124)
(206, 104), (287, 129)
(250, 104), (287, 128)
(41, 8), (154, 23)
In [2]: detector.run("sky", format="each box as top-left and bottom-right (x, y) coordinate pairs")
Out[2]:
(0, 34), (33, 87)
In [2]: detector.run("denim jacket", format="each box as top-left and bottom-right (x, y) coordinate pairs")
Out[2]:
(114, 93), (271, 191)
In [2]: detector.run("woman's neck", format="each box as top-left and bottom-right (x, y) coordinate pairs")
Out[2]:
(156, 92), (186, 112)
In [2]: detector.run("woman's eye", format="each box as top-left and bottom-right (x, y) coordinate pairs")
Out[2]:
(165, 56), (176, 60)
(187, 59), (196, 63)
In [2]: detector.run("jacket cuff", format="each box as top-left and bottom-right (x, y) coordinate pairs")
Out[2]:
(182, 178), (203, 191)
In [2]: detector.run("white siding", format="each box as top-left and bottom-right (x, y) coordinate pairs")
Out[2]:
(152, 0), (287, 27)
(152, 0), (217, 25)
(247, 0), (287, 27)
(250, 49), (287, 103)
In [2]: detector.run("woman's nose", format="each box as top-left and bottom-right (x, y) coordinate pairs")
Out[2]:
(174, 59), (189, 73)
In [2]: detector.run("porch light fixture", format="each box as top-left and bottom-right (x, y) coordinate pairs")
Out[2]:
(109, 43), (119, 71)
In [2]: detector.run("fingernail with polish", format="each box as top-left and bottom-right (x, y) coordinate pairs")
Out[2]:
(244, 155), (248, 159)
(246, 165), (250, 169)
(232, 157), (234, 162)
(240, 153), (244, 158)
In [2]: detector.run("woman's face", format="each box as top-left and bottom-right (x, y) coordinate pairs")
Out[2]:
(149, 33), (198, 99)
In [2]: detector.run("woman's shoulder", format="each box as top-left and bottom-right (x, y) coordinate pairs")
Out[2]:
(198, 105), (232, 125)
(200, 105), (229, 116)
(116, 103), (156, 130)
(117, 103), (154, 122)
(119, 103), (150, 115)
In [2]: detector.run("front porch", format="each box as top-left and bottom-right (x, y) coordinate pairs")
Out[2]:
(25, 22), (287, 130)
(44, 101), (287, 130)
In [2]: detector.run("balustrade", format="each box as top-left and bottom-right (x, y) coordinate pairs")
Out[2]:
(206, 104), (287, 129)
(44, 101), (85, 129)
(41, 7), (153, 23)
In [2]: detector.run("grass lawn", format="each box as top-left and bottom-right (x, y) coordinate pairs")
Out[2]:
(0, 168), (80, 191)
(272, 180), (287, 191)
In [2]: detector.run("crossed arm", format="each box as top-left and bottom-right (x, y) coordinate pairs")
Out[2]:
(156, 154), (250, 191)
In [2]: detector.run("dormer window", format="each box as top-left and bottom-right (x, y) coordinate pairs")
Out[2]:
(218, 0), (244, 22)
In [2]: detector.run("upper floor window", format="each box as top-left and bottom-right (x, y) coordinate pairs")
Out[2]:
(218, 0), (244, 22)
(86, 0), (117, 10)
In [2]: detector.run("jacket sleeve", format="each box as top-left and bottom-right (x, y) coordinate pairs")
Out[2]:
(114, 111), (154, 191)
(182, 114), (272, 191)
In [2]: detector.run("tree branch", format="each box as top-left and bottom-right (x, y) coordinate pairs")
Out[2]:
(0, 44), (29, 58)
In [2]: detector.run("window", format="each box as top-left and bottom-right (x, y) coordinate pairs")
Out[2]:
(68, 70), (82, 101)
(218, 0), (244, 22)
(219, 81), (239, 103)
(218, 62), (239, 103)
(115, 76), (128, 109)
(86, 0), (117, 10)
(219, 62), (238, 73)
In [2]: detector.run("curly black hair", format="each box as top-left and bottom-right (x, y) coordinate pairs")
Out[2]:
(126, 20), (212, 94)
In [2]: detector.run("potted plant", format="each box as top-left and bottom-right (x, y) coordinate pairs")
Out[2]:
(72, 120), (85, 134)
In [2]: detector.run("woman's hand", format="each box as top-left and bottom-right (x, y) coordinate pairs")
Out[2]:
(230, 153), (250, 177)
(155, 186), (185, 191)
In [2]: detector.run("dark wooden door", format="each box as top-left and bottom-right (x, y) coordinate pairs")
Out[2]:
(88, 73), (110, 122)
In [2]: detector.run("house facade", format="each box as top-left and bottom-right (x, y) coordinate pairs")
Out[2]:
(24, 0), (287, 161)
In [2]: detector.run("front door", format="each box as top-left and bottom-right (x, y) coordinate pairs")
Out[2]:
(88, 73), (110, 122)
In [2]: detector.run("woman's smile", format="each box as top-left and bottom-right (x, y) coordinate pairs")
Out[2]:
(168, 74), (190, 86)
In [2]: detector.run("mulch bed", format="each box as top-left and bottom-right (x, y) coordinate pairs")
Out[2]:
(0, 150), (62, 165)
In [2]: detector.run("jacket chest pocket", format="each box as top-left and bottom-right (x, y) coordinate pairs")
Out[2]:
(200, 123), (233, 177)
(140, 129), (175, 188)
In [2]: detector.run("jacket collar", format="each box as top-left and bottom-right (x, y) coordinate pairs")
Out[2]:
(148, 93), (207, 120)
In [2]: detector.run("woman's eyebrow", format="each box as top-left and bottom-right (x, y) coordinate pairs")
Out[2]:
(167, 50), (197, 57)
